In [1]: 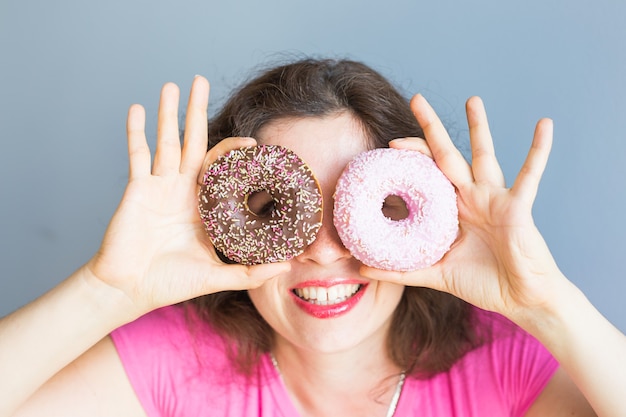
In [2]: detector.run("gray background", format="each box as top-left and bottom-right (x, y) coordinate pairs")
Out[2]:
(1, 0), (624, 332)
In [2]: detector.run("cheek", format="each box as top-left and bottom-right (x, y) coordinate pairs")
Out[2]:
(247, 284), (285, 324)
(376, 283), (406, 314)
(247, 287), (271, 312)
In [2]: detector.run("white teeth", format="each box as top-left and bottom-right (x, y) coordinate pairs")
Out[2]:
(327, 286), (337, 301)
(294, 284), (361, 305)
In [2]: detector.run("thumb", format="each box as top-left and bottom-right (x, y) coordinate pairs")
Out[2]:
(246, 262), (292, 288)
(360, 264), (443, 291)
(208, 262), (292, 292)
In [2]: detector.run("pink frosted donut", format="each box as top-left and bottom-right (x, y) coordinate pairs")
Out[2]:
(333, 148), (458, 271)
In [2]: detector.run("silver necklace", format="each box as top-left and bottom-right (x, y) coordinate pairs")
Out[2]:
(270, 353), (406, 417)
(385, 371), (406, 417)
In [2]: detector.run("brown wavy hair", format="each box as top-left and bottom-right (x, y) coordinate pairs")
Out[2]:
(188, 57), (483, 378)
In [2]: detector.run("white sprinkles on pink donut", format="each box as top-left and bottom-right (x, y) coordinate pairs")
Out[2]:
(333, 148), (458, 271)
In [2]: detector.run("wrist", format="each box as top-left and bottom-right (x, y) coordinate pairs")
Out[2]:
(509, 273), (595, 354)
(511, 274), (626, 417)
(73, 263), (147, 328)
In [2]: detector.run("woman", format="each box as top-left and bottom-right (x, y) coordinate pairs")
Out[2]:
(1, 58), (623, 416)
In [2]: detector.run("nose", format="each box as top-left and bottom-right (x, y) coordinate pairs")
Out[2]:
(296, 196), (351, 265)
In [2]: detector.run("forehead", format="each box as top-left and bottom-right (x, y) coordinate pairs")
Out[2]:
(255, 113), (369, 176)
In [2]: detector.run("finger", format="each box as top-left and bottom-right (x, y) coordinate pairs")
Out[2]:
(511, 118), (553, 204)
(126, 104), (151, 180)
(360, 264), (444, 292)
(389, 137), (433, 159)
(153, 82), (182, 176)
(410, 94), (473, 187)
(181, 76), (210, 176)
(209, 262), (292, 292)
(466, 97), (505, 186)
(246, 262), (292, 288)
(197, 137), (257, 185)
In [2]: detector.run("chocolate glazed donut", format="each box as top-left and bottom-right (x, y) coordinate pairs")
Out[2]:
(199, 145), (323, 265)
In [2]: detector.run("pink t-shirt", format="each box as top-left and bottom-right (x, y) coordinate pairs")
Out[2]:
(111, 305), (558, 416)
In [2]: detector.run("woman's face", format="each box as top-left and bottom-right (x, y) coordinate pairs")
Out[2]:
(247, 113), (405, 354)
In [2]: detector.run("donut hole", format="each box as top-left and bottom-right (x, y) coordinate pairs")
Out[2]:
(382, 195), (409, 221)
(245, 190), (277, 218)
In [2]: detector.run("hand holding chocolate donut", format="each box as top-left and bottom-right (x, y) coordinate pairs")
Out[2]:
(86, 78), (290, 316)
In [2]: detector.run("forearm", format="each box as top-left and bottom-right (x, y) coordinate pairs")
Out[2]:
(0, 267), (140, 416)
(518, 276), (626, 417)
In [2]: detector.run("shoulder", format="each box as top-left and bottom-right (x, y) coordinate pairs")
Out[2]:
(14, 336), (146, 416)
(112, 304), (195, 341)
(462, 309), (560, 415)
(111, 303), (236, 372)
(111, 304), (226, 360)
(399, 309), (559, 416)
(468, 308), (559, 385)
(110, 305), (239, 415)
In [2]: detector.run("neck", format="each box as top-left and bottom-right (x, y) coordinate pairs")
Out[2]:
(271, 332), (404, 417)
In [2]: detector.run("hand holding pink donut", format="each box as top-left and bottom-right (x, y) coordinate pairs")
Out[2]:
(362, 94), (563, 327)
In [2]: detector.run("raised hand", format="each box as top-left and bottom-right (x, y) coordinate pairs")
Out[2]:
(85, 76), (289, 316)
(363, 94), (564, 322)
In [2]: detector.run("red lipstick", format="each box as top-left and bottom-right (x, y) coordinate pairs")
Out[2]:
(290, 280), (368, 319)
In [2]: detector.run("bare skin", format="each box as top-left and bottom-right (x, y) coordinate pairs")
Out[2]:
(1, 76), (623, 416)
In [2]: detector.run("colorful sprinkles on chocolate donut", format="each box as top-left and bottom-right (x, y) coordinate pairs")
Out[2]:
(199, 145), (323, 265)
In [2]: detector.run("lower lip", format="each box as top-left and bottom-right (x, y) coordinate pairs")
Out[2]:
(290, 285), (368, 319)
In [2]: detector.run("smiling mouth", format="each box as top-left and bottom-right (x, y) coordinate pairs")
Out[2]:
(292, 284), (363, 306)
